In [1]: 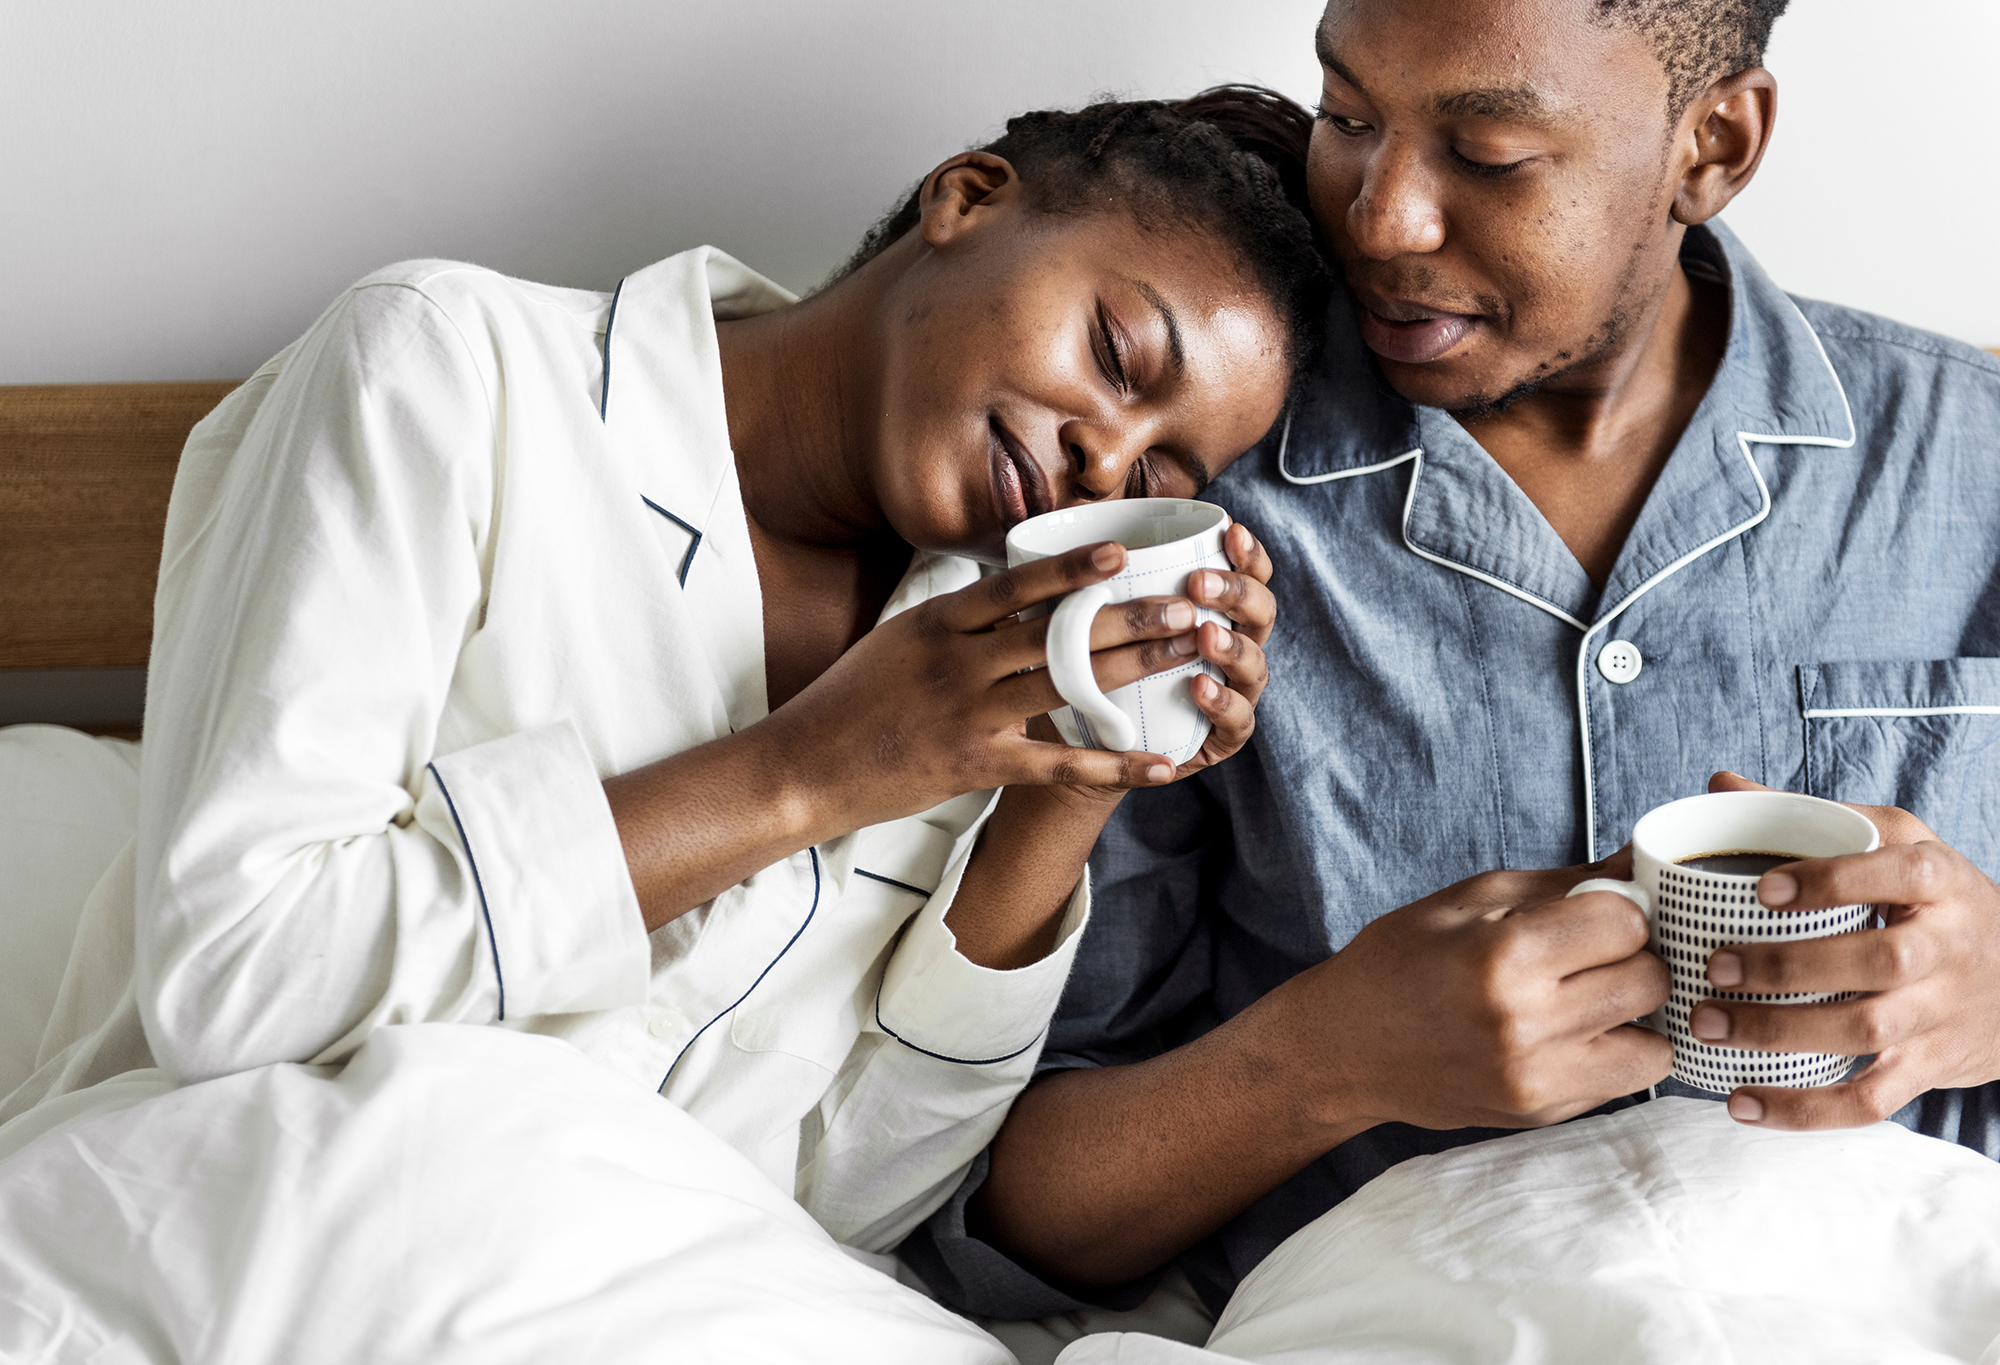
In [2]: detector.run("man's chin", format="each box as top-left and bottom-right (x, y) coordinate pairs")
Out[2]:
(1370, 348), (1565, 419)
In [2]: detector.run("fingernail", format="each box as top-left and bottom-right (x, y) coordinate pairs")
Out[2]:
(1090, 543), (1122, 571)
(1147, 762), (1174, 783)
(1690, 1005), (1730, 1042)
(1759, 872), (1798, 907)
(1169, 631), (1197, 656)
(1165, 601), (1195, 630)
(1727, 1093), (1764, 1123)
(1191, 570), (1217, 599)
(1708, 951), (1743, 987)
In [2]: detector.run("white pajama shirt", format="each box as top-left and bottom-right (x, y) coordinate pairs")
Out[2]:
(11, 247), (1088, 1251)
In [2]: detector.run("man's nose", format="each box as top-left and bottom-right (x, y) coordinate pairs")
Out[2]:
(1347, 138), (1445, 259)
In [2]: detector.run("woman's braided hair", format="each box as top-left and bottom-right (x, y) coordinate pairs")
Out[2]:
(839, 85), (1332, 396)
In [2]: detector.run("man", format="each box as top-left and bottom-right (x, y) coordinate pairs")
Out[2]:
(903, 0), (2000, 1318)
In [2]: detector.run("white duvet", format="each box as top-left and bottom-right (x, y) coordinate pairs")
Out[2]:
(0, 1024), (1008, 1365)
(1059, 1098), (2000, 1365)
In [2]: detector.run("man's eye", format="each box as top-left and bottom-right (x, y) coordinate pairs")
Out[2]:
(1315, 107), (1371, 137)
(1451, 148), (1532, 178)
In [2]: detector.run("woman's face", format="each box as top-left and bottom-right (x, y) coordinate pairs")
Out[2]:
(869, 187), (1291, 563)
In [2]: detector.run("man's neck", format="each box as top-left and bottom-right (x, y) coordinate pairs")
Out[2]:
(1456, 260), (1729, 587)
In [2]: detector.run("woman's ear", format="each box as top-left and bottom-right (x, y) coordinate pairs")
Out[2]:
(918, 151), (1023, 248)
(1671, 68), (1778, 227)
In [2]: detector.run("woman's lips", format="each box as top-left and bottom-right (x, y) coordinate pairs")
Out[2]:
(1350, 288), (1480, 365)
(988, 417), (1051, 530)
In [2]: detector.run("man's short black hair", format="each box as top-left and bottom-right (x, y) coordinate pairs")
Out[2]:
(1592, 0), (1791, 117)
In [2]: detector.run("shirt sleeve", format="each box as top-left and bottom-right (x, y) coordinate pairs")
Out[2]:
(134, 277), (649, 1084)
(892, 776), (1226, 1315)
(792, 790), (1092, 1253)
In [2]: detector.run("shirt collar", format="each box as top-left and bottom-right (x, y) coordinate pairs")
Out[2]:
(1273, 220), (1854, 485)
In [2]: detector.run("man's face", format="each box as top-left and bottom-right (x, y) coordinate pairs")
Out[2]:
(1307, 0), (1687, 413)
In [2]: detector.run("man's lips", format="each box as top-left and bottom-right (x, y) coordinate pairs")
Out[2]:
(988, 416), (1053, 530)
(1349, 285), (1481, 366)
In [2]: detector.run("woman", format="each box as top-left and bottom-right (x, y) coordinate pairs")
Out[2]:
(13, 88), (1329, 1252)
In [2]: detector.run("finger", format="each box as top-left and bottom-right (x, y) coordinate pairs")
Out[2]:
(1222, 523), (1274, 586)
(1755, 841), (1971, 915)
(1492, 890), (1653, 974)
(977, 595), (1198, 676)
(1706, 770), (1936, 845)
(1722, 1051), (1924, 1129)
(1007, 738), (1175, 790)
(1705, 919), (1939, 996)
(1688, 985), (1933, 1057)
(937, 543), (1124, 632)
(987, 634), (1201, 719)
(1184, 670), (1255, 765)
(1586, 1020), (1675, 1093)
(1558, 949), (1673, 1029)
(1197, 621), (1268, 704)
(1188, 568), (1275, 642)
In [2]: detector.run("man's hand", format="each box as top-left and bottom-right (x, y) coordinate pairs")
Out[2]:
(979, 857), (1673, 1286)
(1694, 771), (2000, 1129)
(1280, 859), (1674, 1134)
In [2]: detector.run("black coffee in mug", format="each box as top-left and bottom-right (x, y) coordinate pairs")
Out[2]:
(1674, 850), (1792, 876)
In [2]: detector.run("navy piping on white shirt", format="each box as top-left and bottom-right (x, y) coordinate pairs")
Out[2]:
(425, 761), (507, 1020)
(641, 495), (704, 587)
(660, 846), (822, 1090)
(854, 867), (932, 899)
(854, 867), (1044, 1061)
(874, 995), (1042, 1066)
(598, 278), (624, 420)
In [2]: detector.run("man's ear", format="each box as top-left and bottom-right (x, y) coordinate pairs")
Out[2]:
(1672, 68), (1778, 227)
(918, 151), (1022, 249)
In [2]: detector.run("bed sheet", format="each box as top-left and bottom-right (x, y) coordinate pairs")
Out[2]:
(1054, 1098), (2000, 1365)
(0, 1023), (1012, 1364)
(0, 724), (140, 1096)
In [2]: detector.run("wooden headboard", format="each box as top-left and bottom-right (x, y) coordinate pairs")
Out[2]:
(5, 351), (2000, 729)
(0, 383), (237, 729)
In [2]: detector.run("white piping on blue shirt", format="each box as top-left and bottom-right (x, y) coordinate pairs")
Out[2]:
(1271, 294), (1857, 860)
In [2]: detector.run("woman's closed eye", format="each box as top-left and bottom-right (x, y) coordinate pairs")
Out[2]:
(1095, 301), (1132, 396)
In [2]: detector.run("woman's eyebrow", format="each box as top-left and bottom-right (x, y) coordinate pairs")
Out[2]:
(1133, 281), (1186, 378)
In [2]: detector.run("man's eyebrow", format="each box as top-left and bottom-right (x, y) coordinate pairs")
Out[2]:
(1135, 281), (1185, 378)
(1315, 32), (1370, 102)
(1432, 86), (1568, 127)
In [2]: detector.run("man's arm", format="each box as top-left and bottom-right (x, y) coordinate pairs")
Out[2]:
(974, 863), (1673, 1286)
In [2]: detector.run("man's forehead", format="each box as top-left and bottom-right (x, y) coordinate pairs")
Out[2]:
(1316, 0), (1661, 125)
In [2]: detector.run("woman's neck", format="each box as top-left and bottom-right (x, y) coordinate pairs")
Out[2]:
(716, 256), (892, 552)
(715, 245), (915, 709)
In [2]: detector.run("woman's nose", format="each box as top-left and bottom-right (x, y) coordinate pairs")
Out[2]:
(1347, 139), (1445, 260)
(1061, 422), (1131, 502)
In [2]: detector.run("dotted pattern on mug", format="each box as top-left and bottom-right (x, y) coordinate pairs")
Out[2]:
(1653, 866), (1877, 1092)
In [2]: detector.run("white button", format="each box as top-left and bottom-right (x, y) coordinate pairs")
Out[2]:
(1596, 639), (1644, 685)
(647, 1007), (687, 1040)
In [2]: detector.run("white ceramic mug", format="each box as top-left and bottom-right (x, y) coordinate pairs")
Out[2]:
(1004, 498), (1231, 765)
(1568, 790), (1880, 1091)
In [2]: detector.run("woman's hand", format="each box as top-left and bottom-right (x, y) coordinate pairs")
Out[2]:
(765, 541), (1208, 834)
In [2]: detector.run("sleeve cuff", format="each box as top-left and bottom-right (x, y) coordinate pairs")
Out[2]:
(421, 721), (650, 1020)
(875, 808), (1092, 1065)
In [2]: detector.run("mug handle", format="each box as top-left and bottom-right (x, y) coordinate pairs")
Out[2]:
(1046, 584), (1142, 753)
(1567, 878), (1652, 920)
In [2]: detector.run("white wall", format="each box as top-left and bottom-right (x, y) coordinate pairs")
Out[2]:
(2, 0), (1993, 385)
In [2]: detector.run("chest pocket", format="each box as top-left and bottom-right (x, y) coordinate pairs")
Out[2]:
(1800, 658), (2000, 877)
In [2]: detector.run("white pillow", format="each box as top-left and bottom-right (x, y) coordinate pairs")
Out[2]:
(1059, 1098), (2000, 1364)
(0, 725), (141, 1096)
